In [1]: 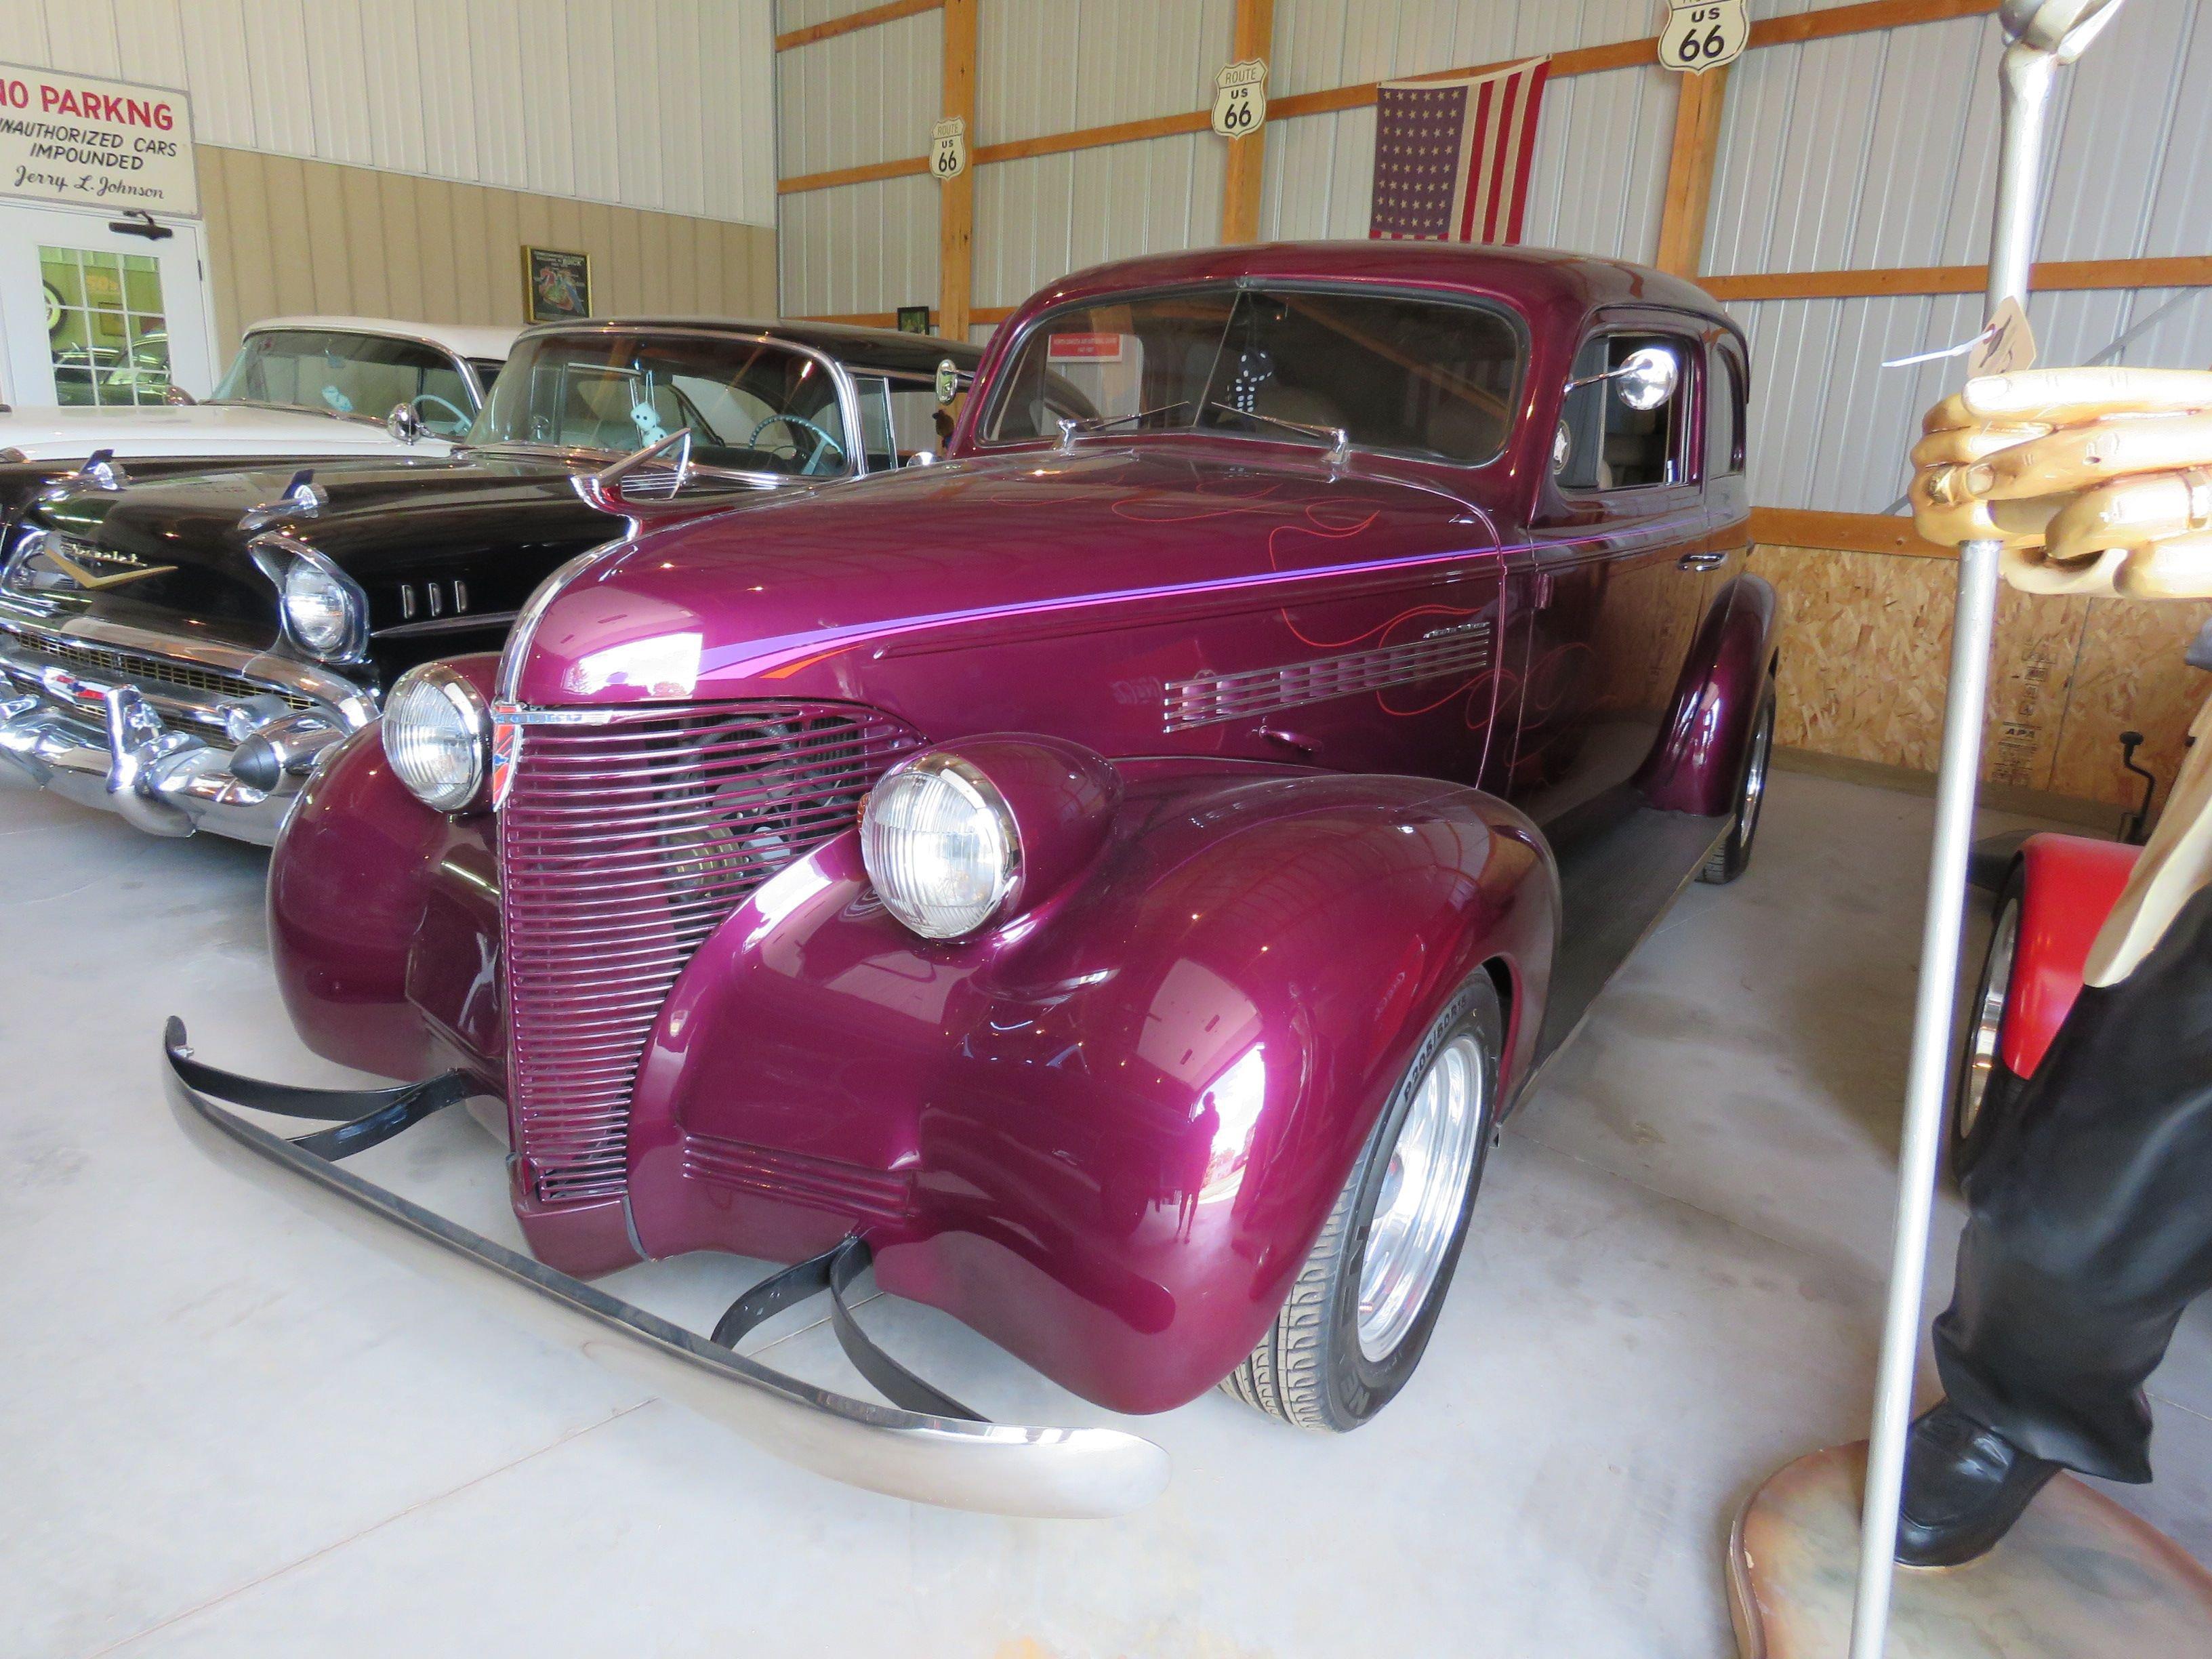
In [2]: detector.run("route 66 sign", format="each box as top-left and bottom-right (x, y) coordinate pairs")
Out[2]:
(1660, 1), (1748, 72)
(1210, 59), (1267, 138)
(931, 117), (968, 180)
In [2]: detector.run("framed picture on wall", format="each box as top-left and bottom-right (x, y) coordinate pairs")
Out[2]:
(523, 247), (592, 323)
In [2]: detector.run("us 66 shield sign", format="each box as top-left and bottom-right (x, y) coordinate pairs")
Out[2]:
(1660, 1), (1748, 72)
(930, 117), (968, 180)
(1210, 59), (1267, 138)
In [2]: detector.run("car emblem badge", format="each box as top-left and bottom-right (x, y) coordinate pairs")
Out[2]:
(490, 701), (523, 810)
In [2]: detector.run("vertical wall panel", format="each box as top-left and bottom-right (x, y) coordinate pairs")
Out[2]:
(3, 0), (776, 226)
(186, 146), (777, 361)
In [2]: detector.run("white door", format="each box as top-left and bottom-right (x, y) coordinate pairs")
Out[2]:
(0, 201), (215, 407)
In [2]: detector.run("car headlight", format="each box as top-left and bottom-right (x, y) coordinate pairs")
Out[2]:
(382, 663), (491, 812)
(281, 555), (365, 660)
(861, 752), (1021, 939)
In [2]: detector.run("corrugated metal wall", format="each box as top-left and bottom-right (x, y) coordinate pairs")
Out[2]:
(775, 3), (942, 319)
(776, 0), (2212, 511)
(1712, 0), (2212, 512)
(0, 0), (779, 226)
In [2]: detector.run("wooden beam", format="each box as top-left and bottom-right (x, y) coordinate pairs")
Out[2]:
(937, 0), (976, 340)
(973, 110), (1212, 168)
(1749, 508), (1953, 559)
(776, 0), (941, 53)
(1747, 0), (1998, 51)
(777, 155), (931, 196)
(1704, 253), (2212, 301)
(777, 0), (2003, 197)
(1218, 0), (1275, 247)
(1654, 65), (1728, 277)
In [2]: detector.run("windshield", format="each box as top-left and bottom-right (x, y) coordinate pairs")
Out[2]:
(470, 331), (851, 476)
(213, 329), (479, 434)
(983, 285), (1523, 465)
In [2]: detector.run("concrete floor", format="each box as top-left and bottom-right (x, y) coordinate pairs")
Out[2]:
(5, 765), (2208, 1658)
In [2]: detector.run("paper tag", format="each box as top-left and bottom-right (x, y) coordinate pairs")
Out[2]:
(1211, 58), (1268, 137)
(1967, 295), (2036, 377)
(930, 117), (968, 180)
(1881, 301), (2039, 373)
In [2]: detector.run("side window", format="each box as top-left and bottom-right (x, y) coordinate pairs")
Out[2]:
(856, 377), (898, 471)
(1555, 332), (1694, 492)
(1706, 344), (1746, 479)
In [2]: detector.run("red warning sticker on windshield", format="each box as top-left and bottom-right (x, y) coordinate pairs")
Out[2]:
(1048, 332), (1125, 363)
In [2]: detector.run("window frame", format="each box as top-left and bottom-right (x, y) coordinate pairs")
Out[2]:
(1553, 324), (1704, 495)
(971, 278), (1532, 470)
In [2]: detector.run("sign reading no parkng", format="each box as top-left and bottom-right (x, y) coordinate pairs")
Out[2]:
(0, 63), (196, 215)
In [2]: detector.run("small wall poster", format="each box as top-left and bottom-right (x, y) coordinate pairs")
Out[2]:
(1659, 2), (1748, 73)
(523, 246), (591, 323)
(897, 304), (933, 335)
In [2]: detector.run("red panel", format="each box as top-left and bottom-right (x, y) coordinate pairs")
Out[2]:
(2004, 832), (2140, 1079)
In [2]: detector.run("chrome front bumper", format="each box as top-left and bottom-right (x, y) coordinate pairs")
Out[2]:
(163, 1021), (1171, 1519)
(0, 613), (373, 843)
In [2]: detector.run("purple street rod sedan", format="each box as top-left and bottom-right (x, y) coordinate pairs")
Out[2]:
(167, 241), (1776, 1518)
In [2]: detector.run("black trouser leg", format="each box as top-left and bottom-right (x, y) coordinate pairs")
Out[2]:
(1933, 884), (2212, 1483)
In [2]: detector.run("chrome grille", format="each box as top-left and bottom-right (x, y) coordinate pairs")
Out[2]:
(497, 699), (922, 1205)
(1164, 621), (1494, 731)
(13, 634), (315, 713)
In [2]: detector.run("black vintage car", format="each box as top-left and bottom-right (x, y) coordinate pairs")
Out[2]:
(0, 319), (988, 842)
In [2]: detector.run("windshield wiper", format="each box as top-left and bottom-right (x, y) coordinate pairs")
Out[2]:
(1052, 401), (1194, 453)
(1203, 399), (1351, 467)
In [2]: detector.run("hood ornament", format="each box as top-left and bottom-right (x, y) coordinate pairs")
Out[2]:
(239, 470), (325, 532)
(573, 427), (701, 524)
(77, 449), (129, 492)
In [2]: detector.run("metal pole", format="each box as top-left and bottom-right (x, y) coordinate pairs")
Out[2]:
(1843, 12), (2104, 1655)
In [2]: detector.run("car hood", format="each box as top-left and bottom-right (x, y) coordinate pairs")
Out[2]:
(14, 457), (611, 647)
(512, 444), (1501, 707)
(0, 402), (453, 462)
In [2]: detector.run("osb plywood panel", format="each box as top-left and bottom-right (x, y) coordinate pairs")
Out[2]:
(193, 146), (781, 371)
(1749, 542), (2208, 809)
(2050, 596), (2212, 811)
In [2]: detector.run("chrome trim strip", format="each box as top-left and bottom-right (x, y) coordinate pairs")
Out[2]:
(374, 609), (519, 641)
(0, 609), (376, 724)
(163, 1025), (1170, 1519)
(1164, 621), (1495, 732)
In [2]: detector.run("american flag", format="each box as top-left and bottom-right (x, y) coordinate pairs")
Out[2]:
(1368, 58), (1551, 245)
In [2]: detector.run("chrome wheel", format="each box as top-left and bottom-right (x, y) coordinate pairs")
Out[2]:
(1959, 899), (2021, 1137)
(1357, 1032), (1487, 1361)
(1740, 698), (1774, 846)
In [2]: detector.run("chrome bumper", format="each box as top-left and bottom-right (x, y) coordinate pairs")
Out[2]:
(0, 615), (370, 844)
(162, 1020), (1171, 1519)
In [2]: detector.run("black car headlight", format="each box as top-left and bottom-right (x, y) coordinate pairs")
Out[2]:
(382, 663), (491, 813)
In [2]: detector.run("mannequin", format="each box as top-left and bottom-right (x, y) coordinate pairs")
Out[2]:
(1899, 365), (2212, 1564)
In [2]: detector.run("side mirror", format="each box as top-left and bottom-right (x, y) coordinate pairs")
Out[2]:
(386, 401), (426, 444)
(905, 450), (938, 468)
(1613, 346), (1680, 411)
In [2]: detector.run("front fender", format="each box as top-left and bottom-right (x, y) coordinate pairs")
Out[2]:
(2005, 832), (2139, 1079)
(625, 763), (1557, 1413)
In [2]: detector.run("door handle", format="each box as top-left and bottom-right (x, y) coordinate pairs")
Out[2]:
(1678, 550), (1728, 571)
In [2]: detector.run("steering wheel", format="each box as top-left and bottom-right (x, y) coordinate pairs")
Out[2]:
(413, 392), (471, 429)
(746, 413), (846, 473)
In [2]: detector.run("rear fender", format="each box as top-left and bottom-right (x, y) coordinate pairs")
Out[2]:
(625, 763), (1557, 1412)
(1636, 573), (1777, 816)
(2005, 832), (2139, 1078)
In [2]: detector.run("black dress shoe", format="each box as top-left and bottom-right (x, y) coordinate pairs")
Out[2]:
(1895, 1400), (2062, 1567)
